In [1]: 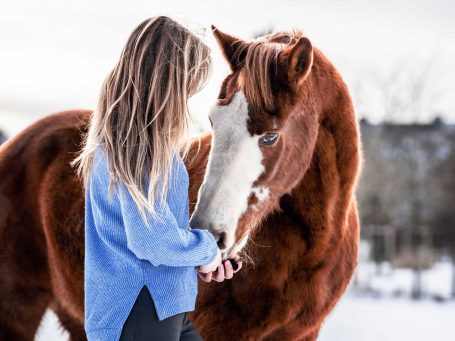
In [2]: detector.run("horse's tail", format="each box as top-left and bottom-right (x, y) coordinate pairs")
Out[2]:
(0, 110), (90, 339)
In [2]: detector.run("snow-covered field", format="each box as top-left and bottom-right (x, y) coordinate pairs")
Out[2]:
(319, 260), (455, 340)
(35, 260), (455, 340)
(319, 295), (455, 341)
(36, 295), (455, 341)
(35, 310), (68, 341)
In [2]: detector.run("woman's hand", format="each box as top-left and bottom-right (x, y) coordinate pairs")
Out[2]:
(197, 247), (222, 274)
(197, 254), (243, 282)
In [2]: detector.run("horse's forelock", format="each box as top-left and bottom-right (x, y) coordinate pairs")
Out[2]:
(234, 30), (305, 113)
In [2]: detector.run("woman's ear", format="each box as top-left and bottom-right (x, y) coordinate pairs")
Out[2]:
(211, 25), (246, 71)
(287, 37), (313, 86)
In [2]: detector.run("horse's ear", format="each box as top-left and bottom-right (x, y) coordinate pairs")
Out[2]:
(287, 37), (313, 86)
(211, 25), (245, 71)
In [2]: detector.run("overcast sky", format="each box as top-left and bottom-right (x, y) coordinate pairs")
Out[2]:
(1, 0), (454, 135)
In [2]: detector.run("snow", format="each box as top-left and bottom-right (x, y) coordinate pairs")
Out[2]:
(319, 260), (455, 340)
(35, 261), (455, 340)
(35, 310), (68, 341)
(319, 295), (455, 341)
(36, 296), (455, 341)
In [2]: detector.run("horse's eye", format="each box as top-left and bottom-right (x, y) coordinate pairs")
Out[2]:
(208, 117), (213, 128)
(259, 132), (279, 146)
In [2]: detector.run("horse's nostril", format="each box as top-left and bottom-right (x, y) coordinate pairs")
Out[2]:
(216, 232), (227, 249)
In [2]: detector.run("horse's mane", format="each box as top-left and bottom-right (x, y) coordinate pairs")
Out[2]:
(235, 30), (304, 113)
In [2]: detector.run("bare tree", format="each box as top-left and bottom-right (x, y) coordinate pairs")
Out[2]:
(358, 56), (445, 123)
(358, 118), (455, 299)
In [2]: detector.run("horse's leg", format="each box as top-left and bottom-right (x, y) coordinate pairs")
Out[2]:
(39, 158), (86, 340)
(0, 211), (52, 340)
(0, 286), (50, 341)
(51, 303), (87, 341)
(0, 110), (90, 340)
(0, 260), (51, 340)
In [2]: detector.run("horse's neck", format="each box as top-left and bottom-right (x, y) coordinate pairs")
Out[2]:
(279, 76), (361, 263)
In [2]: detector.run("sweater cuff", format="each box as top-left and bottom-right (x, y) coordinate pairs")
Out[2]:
(202, 230), (219, 265)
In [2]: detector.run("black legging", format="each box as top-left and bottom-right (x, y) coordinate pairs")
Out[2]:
(119, 286), (203, 341)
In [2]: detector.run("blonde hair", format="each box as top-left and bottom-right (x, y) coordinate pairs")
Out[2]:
(72, 16), (211, 217)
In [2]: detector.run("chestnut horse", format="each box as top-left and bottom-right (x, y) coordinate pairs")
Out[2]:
(0, 27), (360, 340)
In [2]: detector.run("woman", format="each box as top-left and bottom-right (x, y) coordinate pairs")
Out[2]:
(73, 16), (242, 341)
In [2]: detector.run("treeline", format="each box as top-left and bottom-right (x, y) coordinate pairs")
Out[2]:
(357, 118), (455, 298)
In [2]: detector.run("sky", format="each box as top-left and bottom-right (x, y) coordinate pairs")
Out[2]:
(0, 0), (454, 136)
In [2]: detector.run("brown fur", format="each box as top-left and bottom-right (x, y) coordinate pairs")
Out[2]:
(0, 28), (360, 341)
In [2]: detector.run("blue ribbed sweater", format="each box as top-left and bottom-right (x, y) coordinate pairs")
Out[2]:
(84, 146), (218, 340)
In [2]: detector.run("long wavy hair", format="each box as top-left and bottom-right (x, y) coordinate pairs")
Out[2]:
(72, 16), (212, 217)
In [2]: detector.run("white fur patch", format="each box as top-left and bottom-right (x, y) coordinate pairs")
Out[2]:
(251, 186), (270, 203)
(250, 186), (270, 212)
(190, 91), (264, 252)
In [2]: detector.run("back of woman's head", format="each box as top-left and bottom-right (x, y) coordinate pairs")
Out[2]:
(73, 16), (212, 216)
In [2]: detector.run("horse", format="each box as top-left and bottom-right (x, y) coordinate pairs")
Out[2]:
(0, 26), (361, 340)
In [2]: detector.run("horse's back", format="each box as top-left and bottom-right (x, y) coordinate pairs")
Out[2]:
(0, 110), (90, 171)
(0, 109), (90, 339)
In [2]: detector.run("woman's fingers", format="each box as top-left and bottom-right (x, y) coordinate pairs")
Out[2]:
(197, 256), (242, 283)
(198, 271), (212, 282)
(224, 260), (234, 279)
(213, 264), (225, 282)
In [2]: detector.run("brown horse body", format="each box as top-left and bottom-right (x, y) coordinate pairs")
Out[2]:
(0, 29), (360, 341)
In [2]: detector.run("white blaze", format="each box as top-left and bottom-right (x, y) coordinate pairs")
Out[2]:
(191, 91), (267, 252)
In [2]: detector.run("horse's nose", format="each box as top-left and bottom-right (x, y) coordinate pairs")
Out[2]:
(216, 232), (227, 250)
(190, 215), (227, 249)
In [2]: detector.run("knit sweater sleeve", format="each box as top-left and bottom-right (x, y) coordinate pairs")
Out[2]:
(117, 180), (219, 268)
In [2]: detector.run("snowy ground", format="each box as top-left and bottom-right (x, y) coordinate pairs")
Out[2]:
(318, 259), (455, 340)
(35, 260), (455, 340)
(319, 295), (455, 341)
(35, 311), (68, 341)
(36, 295), (455, 341)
